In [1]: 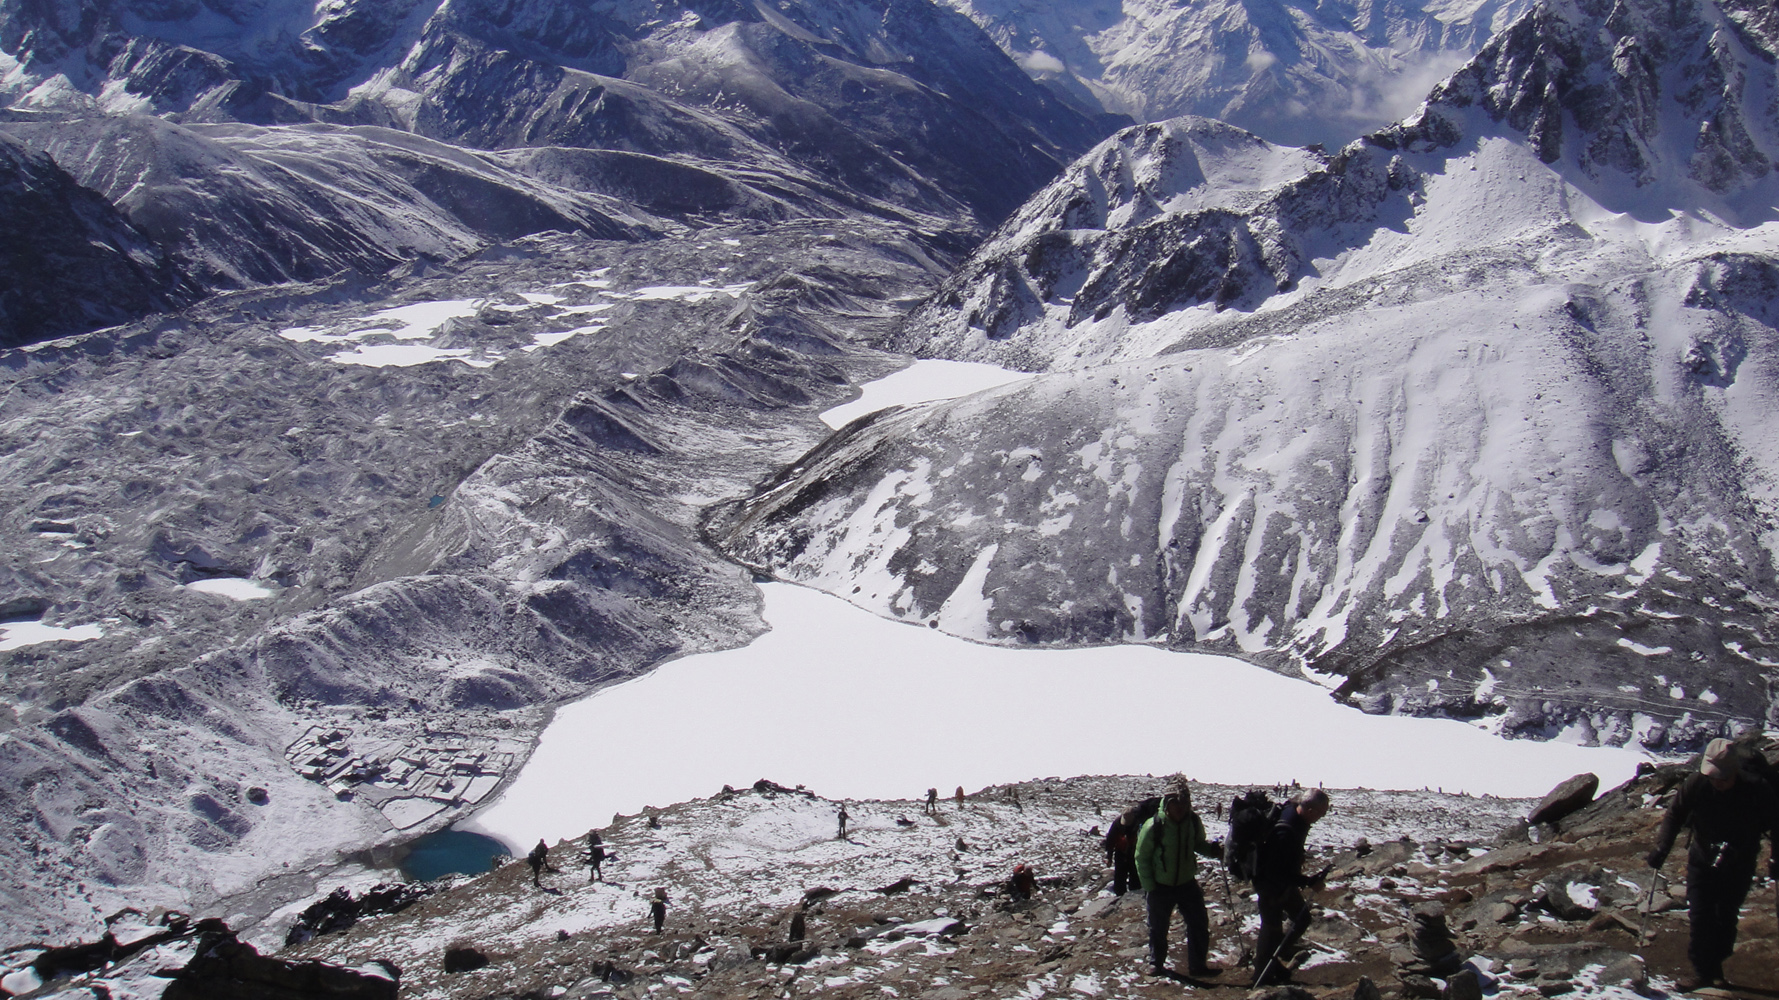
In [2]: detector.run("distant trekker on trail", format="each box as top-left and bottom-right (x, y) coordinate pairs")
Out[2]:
(1647, 738), (1779, 991)
(586, 830), (609, 883)
(1253, 788), (1331, 986)
(1136, 780), (1222, 980)
(527, 838), (549, 887)
(837, 803), (850, 840)
(925, 788), (939, 814)
(650, 887), (668, 933)
(954, 786), (965, 807)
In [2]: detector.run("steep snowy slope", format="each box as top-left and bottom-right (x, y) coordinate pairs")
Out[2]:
(938, 0), (1528, 148)
(716, 0), (1779, 745)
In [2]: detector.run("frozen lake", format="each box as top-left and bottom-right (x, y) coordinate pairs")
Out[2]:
(469, 582), (1649, 849)
(468, 359), (1649, 849)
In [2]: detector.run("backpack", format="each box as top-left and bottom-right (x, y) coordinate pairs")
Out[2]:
(1225, 790), (1282, 882)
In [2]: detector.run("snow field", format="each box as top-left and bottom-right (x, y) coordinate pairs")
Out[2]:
(0, 618), (103, 650)
(275, 278), (749, 368)
(469, 583), (1646, 851)
(818, 359), (1034, 429)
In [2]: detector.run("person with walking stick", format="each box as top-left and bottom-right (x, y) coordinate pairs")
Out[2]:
(1136, 778), (1223, 980)
(1253, 788), (1332, 987)
(1646, 738), (1779, 992)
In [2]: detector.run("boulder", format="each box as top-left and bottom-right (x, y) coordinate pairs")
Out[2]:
(163, 927), (397, 1000)
(1527, 774), (1599, 827)
(1354, 976), (1383, 1000)
(442, 946), (489, 974)
(1444, 968), (1484, 1000)
(1397, 973), (1443, 999)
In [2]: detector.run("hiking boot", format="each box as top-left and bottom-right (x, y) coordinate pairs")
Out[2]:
(1147, 963), (1170, 977)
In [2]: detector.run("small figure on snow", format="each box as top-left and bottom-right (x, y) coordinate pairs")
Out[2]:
(650, 887), (668, 934)
(925, 787), (939, 814)
(837, 803), (850, 840)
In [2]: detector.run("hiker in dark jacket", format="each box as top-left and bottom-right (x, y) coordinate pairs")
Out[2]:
(1136, 782), (1222, 979)
(1648, 738), (1779, 991)
(650, 887), (668, 933)
(1254, 788), (1330, 986)
(1104, 797), (1159, 896)
(527, 839), (549, 887)
(586, 830), (609, 883)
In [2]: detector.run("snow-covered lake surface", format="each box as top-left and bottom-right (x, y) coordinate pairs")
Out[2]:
(820, 359), (1032, 428)
(469, 583), (1649, 849)
(0, 619), (103, 651)
(184, 578), (277, 600)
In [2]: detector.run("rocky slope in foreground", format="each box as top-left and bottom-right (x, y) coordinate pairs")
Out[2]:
(716, 0), (1779, 746)
(16, 738), (1777, 1000)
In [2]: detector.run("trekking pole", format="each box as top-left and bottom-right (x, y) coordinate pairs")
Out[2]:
(1634, 866), (1659, 954)
(1252, 865), (1330, 988)
(1253, 893), (1316, 988)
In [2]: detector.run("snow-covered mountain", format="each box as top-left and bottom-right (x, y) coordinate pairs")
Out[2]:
(0, 0), (1117, 342)
(937, 0), (1529, 148)
(0, 0), (1130, 947)
(715, 0), (1779, 745)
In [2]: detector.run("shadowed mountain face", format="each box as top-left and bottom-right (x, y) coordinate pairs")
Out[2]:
(715, 0), (1779, 746)
(0, 130), (194, 346)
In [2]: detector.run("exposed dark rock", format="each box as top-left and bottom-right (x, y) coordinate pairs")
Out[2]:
(164, 924), (398, 1000)
(441, 946), (490, 974)
(1526, 774), (1599, 827)
(286, 883), (435, 947)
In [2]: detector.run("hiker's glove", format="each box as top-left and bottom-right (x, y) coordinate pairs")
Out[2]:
(1645, 849), (1667, 870)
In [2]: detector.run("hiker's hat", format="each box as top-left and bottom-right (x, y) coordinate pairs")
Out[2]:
(1701, 738), (1739, 778)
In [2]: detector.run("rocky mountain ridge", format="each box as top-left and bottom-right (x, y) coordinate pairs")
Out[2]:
(714, 0), (1779, 742)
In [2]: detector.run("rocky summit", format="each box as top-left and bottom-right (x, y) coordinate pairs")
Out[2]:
(14, 739), (1777, 1000)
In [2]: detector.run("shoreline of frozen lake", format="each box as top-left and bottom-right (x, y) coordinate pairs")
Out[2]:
(467, 581), (1650, 850)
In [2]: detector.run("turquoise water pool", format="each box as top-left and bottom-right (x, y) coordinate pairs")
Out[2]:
(399, 829), (510, 881)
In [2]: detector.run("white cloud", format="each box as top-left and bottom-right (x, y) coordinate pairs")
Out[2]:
(1019, 49), (1067, 74)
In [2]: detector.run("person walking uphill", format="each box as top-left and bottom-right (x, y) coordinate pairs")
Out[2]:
(1647, 738), (1779, 991)
(1254, 788), (1330, 986)
(527, 838), (549, 887)
(1136, 782), (1222, 979)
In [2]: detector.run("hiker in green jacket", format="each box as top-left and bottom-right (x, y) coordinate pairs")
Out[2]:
(1137, 780), (1223, 979)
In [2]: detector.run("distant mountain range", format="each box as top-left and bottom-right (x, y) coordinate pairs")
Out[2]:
(937, 0), (1530, 147)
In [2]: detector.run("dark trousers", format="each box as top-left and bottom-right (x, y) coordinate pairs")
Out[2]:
(1147, 880), (1210, 972)
(1686, 859), (1756, 979)
(1255, 886), (1308, 980)
(1112, 850), (1138, 895)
